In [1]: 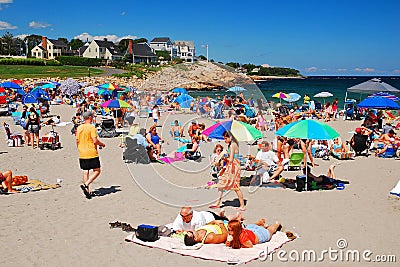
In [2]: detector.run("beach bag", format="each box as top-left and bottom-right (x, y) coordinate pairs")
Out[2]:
(135, 224), (159, 242)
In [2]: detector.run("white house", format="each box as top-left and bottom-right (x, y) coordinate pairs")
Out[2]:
(81, 39), (123, 61)
(31, 37), (71, 59)
(149, 37), (173, 52)
(173, 40), (195, 62)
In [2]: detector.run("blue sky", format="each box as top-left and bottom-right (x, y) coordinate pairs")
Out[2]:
(0, 0), (399, 76)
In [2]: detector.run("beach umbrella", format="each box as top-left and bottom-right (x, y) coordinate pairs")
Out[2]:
(101, 99), (131, 108)
(272, 92), (290, 103)
(202, 119), (262, 141)
(283, 93), (301, 103)
(11, 79), (23, 85)
(0, 81), (21, 90)
(39, 83), (56, 89)
(275, 119), (340, 190)
(314, 91), (333, 98)
(314, 91), (333, 104)
(30, 87), (50, 100)
(275, 119), (340, 141)
(357, 96), (400, 110)
(172, 87), (188, 94)
(227, 86), (246, 94)
(84, 86), (99, 95)
(174, 94), (194, 108)
(98, 83), (119, 90)
(59, 78), (79, 95)
(368, 92), (400, 101)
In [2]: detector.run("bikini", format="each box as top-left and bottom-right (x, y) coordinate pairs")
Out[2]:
(197, 224), (225, 244)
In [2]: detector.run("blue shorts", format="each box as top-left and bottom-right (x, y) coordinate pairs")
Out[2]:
(245, 224), (270, 243)
(153, 119), (158, 123)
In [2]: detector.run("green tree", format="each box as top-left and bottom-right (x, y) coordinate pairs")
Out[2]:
(133, 38), (148, 44)
(242, 63), (257, 73)
(58, 37), (69, 45)
(118, 39), (131, 55)
(1, 32), (14, 55)
(69, 39), (84, 50)
(156, 50), (171, 61)
(198, 55), (207, 60)
(24, 34), (42, 56)
(226, 62), (240, 68)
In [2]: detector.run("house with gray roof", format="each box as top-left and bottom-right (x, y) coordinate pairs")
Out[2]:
(132, 42), (157, 63)
(150, 37), (174, 52)
(31, 36), (71, 59)
(174, 40), (195, 62)
(81, 39), (123, 61)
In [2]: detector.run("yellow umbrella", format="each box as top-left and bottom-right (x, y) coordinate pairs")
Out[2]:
(272, 92), (290, 103)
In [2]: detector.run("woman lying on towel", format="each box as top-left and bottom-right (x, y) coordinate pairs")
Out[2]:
(330, 138), (355, 159)
(184, 220), (228, 246)
(0, 170), (18, 193)
(226, 219), (281, 248)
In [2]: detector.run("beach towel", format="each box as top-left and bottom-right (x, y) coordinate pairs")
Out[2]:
(13, 179), (61, 193)
(390, 179), (400, 197)
(125, 231), (295, 264)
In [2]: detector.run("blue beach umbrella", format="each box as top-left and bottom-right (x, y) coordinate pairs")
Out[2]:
(172, 87), (188, 94)
(283, 93), (301, 103)
(227, 86), (246, 93)
(357, 96), (400, 110)
(0, 81), (22, 89)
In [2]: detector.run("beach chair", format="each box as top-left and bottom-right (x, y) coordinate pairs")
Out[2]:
(288, 152), (304, 170)
(123, 136), (150, 164)
(349, 134), (369, 156)
(98, 118), (118, 138)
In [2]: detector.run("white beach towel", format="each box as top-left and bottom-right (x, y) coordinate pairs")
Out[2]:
(125, 231), (295, 264)
(390, 179), (400, 197)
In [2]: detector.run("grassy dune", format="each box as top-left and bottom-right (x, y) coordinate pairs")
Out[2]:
(0, 65), (103, 79)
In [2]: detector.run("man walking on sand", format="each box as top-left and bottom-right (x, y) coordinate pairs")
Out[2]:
(76, 111), (105, 199)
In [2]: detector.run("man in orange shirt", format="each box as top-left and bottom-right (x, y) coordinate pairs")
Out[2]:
(76, 111), (106, 199)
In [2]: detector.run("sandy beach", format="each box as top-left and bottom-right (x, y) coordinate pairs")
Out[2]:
(1, 103), (399, 266)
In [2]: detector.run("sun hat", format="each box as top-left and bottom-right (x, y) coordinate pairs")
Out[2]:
(82, 111), (93, 119)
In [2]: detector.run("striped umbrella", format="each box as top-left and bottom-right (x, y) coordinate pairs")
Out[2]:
(202, 119), (262, 141)
(368, 92), (400, 101)
(101, 99), (131, 108)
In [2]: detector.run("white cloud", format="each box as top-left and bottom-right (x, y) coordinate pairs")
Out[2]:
(393, 70), (400, 74)
(73, 32), (138, 43)
(16, 34), (28, 40)
(0, 20), (17, 30)
(121, 11), (126, 16)
(29, 21), (52, 29)
(0, 0), (13, 3)
(304, 67), (317, 72)
(337, 68), (347, 72)
(354, 67), (375, 73)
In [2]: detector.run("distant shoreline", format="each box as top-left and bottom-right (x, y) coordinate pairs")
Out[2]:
(249, 75), (305, 81)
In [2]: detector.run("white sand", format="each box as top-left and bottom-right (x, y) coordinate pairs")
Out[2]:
(0, 104), (399, 266)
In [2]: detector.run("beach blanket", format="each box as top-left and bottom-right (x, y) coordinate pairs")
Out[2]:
(125, 231), (294, 264)
(13, 179), (61, 193)
(390, 179), (400, 197)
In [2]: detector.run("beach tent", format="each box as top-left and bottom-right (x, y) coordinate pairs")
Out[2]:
(30, 87), (50, 100)
(22, 93), (39, 104)
(345, 78), (400, 109)
(174, 94), (193, 108)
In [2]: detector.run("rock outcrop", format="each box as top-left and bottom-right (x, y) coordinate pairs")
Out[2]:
(138, 61), (256, 91)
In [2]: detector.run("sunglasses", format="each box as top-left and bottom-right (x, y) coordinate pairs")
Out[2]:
(180, 212), (193, 218)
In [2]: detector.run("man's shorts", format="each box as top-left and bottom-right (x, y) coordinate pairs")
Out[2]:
(79, 157), (101, 170)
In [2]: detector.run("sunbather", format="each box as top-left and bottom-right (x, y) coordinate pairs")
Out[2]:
(173, 206), (242, 233)
(184, 220), (228, 246)
(303, 164), (338, 184)
(330, 137), (354, 159)
(226, 219), (281, 248)
(0, 170), (18, 193)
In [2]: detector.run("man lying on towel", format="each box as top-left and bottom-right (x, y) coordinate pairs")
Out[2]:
(173, 206), (242, 233)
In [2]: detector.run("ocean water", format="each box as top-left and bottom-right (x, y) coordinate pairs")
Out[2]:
(189, 76), (400, 109)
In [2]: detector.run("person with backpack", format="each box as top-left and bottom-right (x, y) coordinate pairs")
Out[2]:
(26, 106), (41, 149)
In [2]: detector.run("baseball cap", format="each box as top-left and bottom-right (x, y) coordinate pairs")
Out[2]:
(82, 111), (93, 119)
(355, 127), (361, 134)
